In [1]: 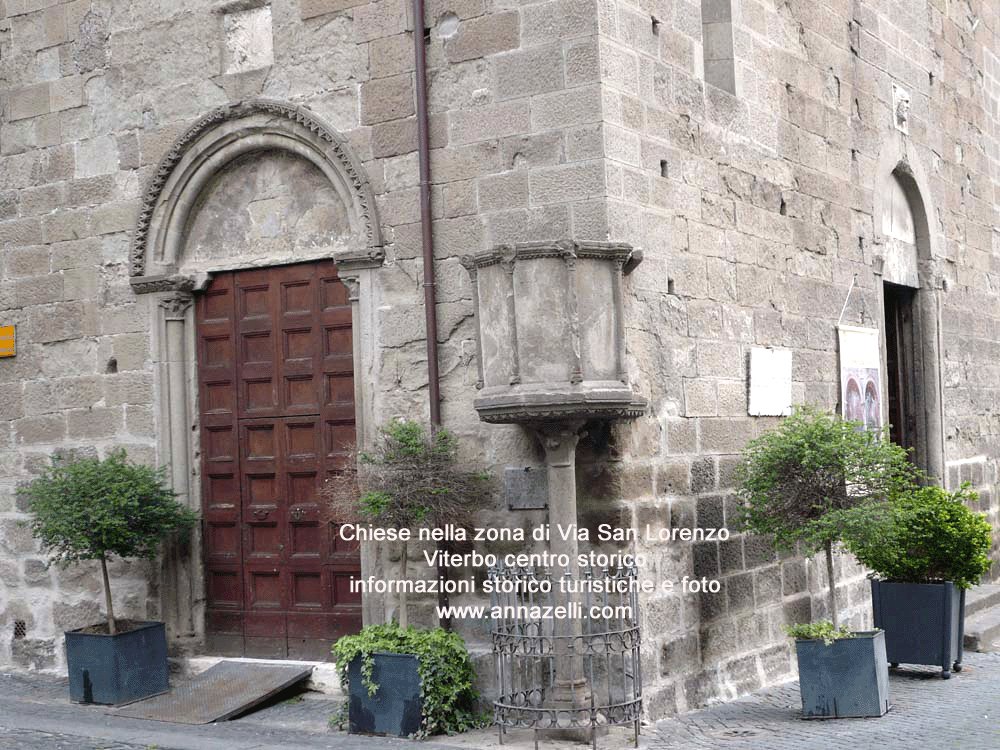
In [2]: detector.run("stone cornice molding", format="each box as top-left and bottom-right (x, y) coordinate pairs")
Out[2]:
(462, 240), (637, 271)
(131, 99), (383, 291)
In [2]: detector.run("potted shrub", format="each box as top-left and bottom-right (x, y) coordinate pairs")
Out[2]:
(843, 484), (992, 678)
(323, 419), (493, 737)
(24, 450), (198, 705)
(737, 407), (916, 718)
(785, 622), (889, 719)
(332, 622), (481, 738)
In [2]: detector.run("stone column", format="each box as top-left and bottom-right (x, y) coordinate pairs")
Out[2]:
(535, 422), (590, 720)
(339, 271), (382, 626)
(157, 293), (200, 647)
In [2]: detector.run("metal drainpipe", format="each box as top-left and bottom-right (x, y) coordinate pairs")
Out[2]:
(412, 0), (450, 630)
(412, 0), (441, 430)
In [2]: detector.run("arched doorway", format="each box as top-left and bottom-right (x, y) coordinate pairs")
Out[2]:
(130, 101), (384, 656)
(875, 160), (944, 479)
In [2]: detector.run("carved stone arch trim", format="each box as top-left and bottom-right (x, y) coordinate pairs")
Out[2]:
(873, 138), (939, 264)
(137, 101), (387, 645)
(130, 99), (383, 292)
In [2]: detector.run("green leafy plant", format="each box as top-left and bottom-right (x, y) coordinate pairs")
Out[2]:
(785, 621), (855, 645)
(323, 419), (494, 627)
(736, 406), (918, 627)
(24, 450), (198, 635)
(843, 484), (992, 589)
(332, 622), (483, 737)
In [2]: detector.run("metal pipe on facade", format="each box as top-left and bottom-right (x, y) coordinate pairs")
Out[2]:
(412, 0), (441, 429)
(412, 0), (449, 630)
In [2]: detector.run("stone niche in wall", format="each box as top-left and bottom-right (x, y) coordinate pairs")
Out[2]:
(182, 150), (353, 274)
(461, 240), (646, 425)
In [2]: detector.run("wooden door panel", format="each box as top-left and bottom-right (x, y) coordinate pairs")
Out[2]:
(198, 273), (244, 615)
(236, 271), (279, 419)
(198, 261), (361, 659)
(278, 268), (322, 416)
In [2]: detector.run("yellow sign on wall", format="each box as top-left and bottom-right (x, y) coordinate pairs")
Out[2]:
(0, 326), (15, 357)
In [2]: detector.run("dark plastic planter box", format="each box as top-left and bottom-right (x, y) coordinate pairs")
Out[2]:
(348, 652), (422, 737)
(794, 630), (889, 719)
(871, 579), (965, 678)
(64, 621), (169, 705)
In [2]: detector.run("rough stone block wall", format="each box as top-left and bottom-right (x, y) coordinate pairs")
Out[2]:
(596, 0), (1000, 716)
(0, 0), (998, 725)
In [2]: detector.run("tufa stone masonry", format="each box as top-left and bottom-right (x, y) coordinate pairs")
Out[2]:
(1, 0), (999, 718)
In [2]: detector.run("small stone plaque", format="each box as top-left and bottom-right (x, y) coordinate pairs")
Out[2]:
(504, 466), (547, 510)
(748, 346), (792, 416)
(223, 5), (274, 74)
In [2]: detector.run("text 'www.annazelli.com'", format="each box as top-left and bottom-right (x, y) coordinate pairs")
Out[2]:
(433, 604), (635, 620)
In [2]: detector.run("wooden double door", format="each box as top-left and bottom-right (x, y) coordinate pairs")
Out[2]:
(197, 261), (361, 659)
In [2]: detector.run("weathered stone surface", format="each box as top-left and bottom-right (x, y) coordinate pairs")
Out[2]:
(360, 73), (415, 125)
(444, 11), (518, 63)
(494, 44), (565, 100)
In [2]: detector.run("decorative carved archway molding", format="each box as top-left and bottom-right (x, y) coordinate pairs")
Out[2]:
(133, 100), (385, 647)
(130, 98), (384, 293)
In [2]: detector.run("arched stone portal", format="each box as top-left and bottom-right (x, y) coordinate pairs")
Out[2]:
(131, 100), (383, 654)
(873, 141), (945, 480)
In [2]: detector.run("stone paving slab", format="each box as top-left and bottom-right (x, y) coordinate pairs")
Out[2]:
(648, 652), (1000, 750)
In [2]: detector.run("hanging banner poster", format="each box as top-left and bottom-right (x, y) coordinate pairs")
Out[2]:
(838, 325), (881, 431)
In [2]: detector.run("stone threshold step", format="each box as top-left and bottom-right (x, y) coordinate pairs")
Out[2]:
(965, 584), (1000, 652)
(965, 583), (1000, 618)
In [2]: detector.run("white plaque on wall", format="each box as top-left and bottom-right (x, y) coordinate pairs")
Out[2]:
(748, 347), (792, 416)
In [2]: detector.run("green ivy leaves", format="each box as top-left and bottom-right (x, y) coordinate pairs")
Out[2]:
(785, 621), (855, 645)
(332, 622), (484, 737)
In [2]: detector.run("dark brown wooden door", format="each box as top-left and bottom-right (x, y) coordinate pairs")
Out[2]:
(198, 261), (361, 660)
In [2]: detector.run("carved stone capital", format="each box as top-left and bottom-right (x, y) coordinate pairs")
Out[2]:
(532, 423), (585, 468)
(132, 274), (197, 295)
(340, 275), (360, 302)
(159, 293), (194, 320)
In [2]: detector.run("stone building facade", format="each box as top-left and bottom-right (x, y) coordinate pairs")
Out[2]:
(1, 0), (999, 719)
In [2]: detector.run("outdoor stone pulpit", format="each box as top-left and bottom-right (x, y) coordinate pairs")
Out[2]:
(462, 240), (646, 735)
(460, 240), (646, 425)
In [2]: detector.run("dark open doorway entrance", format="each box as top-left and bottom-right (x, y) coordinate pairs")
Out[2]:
(883, 281), (917, 457)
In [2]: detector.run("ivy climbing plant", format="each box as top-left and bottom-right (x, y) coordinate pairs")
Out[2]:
(331, 622), (483, 737)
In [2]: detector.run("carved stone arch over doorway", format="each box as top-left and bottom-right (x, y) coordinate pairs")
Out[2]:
(131, 100), (384, 655)
(872, 140), (945, 480)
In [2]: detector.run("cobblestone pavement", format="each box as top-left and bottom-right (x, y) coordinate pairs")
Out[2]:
(0, 727), (156, 750)
(4, 653), (1000, 750)
(648, 652), (1000, 750)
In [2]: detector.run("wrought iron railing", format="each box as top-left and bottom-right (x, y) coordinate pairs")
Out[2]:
(488, 563), (642, 750)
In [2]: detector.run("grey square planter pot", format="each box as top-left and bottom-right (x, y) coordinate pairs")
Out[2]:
(870, 579), (965, 678)
(64, 621), (169, 705)
(348, 652), (422, 737)
(794, 630), (890, 719)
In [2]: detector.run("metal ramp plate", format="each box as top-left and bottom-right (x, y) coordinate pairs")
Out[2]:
(108, 660), (313, 724)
